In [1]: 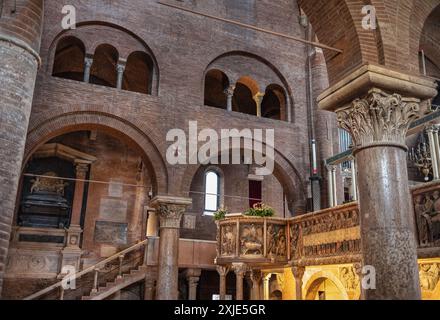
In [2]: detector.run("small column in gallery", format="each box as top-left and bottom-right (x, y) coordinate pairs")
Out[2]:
(83, 55), (93, 83)
(116, 59), (127, 89)
(291, 266), (305, 300)
(185, 268), (202, 300)
(253, 92), (265, 117)
(232, 263), (247, 301)
(224, 85), (235, 112)
(216, 265), (229, 300)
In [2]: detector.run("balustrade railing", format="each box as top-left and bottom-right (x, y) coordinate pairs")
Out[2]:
(24, 238), (150, 300)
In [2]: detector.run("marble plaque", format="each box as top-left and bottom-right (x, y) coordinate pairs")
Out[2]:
(99, 198), (127, 221)
(108, 179), (123, 198)
(183, 214), (196, 229)
(94, 221), (128, 245)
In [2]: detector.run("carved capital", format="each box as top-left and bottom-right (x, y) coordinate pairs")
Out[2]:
(336, 88), (420, 149)
(84, 57), (93, 68)
(116, 63), (126, 74)
(74, 162), (89, 179)
(150, 196), (192, 229)
(250, 270), (262, 284)
(224, 85), (235, 97)
(216, 265), (230, 277)
(291, 266), (305, 280)
(231, 263), (247, 277)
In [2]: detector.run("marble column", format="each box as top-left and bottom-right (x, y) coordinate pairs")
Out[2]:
(185, 268), (201, 300)
(232, 263), (247, 301)
(224, 85), (235, 112)
(216, 265), (229, 300)
(427, 126), (440, 180)
(116, 62), (126, 89)
(291, 266), (305, 300)
(350, 157), (358, 201)
(326, 165), (335, 207)
(319, 65), (437, 300)
(83, 56), (93, 83)
(253, 92), (265, 117)
(250, 270), (262, 300)
(151, 196), (192, 300)
(263, 274), (271, 300)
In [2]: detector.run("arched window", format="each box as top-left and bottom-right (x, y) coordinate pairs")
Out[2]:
(233, 77), (259, 116)
(90, 44), (119, 87)
(204, 69), (229, 109)
(52, 36), (85, 81)
(262, 84), (286, 120)
(123, 51), (154, 94)
(204, 171), (220, 214)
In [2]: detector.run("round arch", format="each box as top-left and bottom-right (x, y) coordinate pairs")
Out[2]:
(303, 270), (349, 300)
(202, 50), (295, 121)
(179, 136), (307, 215)
(24, 112), (168, 195)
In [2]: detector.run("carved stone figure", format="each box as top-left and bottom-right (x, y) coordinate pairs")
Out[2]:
(413, 191), (440, 246)
(240, 224), (263, 255)
(340, 266), (359, 291)
(30, 171), (68, 195)
(221, 225), (236, 256)
(419, 263), (440, 291)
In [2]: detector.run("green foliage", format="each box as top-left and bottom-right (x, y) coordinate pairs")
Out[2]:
(213, 207), (229, 221)
(244, 203), (275, 217)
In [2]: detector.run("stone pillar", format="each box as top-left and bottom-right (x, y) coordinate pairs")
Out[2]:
(250, 270), (262, 300)
(433, 127), (440, 177)
(350, 158), (358, 201)
(326, 165), (334, 207)
(116, 61), (126, 89)
(427, 126), (440, 180)
(319, 65), (438, 299)
(224, 85), (235, 112)
(151, 196), (192, 300)
(146, 208), (159, 237)
(232, 263), (247, 301)
(263, 274), (271, 300)
(216, 265), (229, 300)
(70, 162), (89, 227)
(291, 266), (305, 300)
(253, 92), (265, 117)
(185, 268), (201, 300)
(0, 0), (44, 297)
(83, 56), (93, 83)
(144, 275), (155, 300)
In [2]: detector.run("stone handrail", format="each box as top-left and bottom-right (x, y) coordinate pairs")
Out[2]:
(24, 238), (150, 300)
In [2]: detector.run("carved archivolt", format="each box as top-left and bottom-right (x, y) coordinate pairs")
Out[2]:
(337, 89), (420, 147)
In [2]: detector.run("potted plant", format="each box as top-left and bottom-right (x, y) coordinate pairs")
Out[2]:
(244, 202), (275, 217)
(213, 207), (229, 221)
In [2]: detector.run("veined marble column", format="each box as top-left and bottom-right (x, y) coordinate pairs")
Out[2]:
(224, 85), (235, 112)
(292, 266), (305, 300)
(263, 274), (271, 300)
(232, 263), (247, 301)
(185, 268), (201, 300)
(216, 265), (229, 300)
(151, 196), (192, 300)
(318, 64), (438, 300)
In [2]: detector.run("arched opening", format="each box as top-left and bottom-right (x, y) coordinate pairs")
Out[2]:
(122, 51), (154, 94)
(305, 277), (347, 300)
(204, 69), (229, 109)
(261, 84), (286, 120)
(204, 170), (220, 214)
(90, 44), (119, 87)
(52, 36), (85, 81)
(17, 129), (154, 255)
(233, 77), (260, 116)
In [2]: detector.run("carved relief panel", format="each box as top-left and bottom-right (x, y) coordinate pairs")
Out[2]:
(413, 191), (440, 247)
(266, 223), (287, 259)
(239, 223), (264, 256)
(220, 223), (237, 257)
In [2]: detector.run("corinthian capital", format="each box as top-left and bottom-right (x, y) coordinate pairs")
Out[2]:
(336, 88), (420, 148)
(150, 196), (192, 229)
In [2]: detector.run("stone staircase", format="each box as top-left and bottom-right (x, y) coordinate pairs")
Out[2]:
(81, 265), (148, 300)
